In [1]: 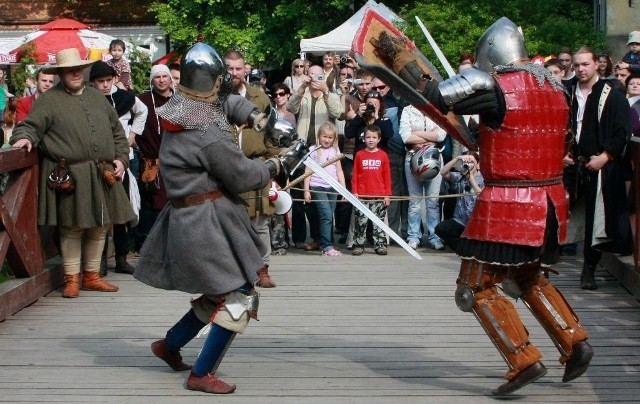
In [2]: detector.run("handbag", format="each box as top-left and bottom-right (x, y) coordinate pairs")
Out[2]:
(141, 158), (160, 192)
(47, 158), (75, 192)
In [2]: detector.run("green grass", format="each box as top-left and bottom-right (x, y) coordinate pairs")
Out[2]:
(0, 260), (13, 284)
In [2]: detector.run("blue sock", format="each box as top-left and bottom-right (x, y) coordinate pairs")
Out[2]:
(192, 324), (234, 376)
(165, 309), (206, 352)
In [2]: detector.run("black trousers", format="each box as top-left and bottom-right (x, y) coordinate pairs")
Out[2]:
(435, 219), (465, 251)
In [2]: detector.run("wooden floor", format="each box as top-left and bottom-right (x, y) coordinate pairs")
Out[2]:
(0, 246), (639, 403)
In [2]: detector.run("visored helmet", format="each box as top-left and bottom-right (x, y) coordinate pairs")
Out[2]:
(475, 17), (527, 72)
(178, 42), (231, 102)
(410, 146), (441, 180)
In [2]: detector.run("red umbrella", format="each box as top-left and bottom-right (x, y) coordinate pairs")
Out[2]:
(153, 51), (182, 66)
(8, 18), (90, 63)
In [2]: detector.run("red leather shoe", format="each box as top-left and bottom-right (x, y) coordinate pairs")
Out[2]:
(186, 371), (236, 394)
(151, 339), (192, 371)
(256, 266), (276, 288)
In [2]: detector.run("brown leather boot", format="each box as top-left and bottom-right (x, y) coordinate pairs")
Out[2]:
(256, 266), (276, 288)
(186, 371), (236, 394)
(62, 274), (80, 298)
(151, 339), (192, 371)
(82, 271), (119, 292)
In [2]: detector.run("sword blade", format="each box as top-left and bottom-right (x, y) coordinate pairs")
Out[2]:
(415, 16), (456, 79)
(303, 157), (422, 260)
(415, 16), (473, 126)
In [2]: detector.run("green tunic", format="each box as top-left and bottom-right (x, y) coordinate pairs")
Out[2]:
(11, 82), (135, 228)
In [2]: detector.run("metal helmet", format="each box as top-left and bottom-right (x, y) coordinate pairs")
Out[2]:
(475, 17), (527, 72)
(177, 42), (231, 102)
(410, 146), (441, 180)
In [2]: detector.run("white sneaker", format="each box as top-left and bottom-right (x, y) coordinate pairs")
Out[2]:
(407, 241), (418, 250)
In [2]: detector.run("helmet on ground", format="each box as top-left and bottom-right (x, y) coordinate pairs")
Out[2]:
(410, 146), (441, 180)
(178, 42), (231, 102)
(475, 17), (527, 72)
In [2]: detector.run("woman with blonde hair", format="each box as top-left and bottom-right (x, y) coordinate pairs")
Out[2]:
(284, 58), (306, 93)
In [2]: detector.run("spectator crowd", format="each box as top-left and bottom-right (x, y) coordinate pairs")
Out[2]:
(3, 30), (640, 292)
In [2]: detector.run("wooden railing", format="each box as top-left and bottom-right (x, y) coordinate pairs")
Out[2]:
(0, 148), (62, 322)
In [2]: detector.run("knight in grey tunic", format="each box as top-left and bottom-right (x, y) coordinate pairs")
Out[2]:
(134, 42), (305, 395)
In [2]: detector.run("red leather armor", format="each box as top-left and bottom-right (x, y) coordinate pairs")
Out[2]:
(463, 71), (569, 246)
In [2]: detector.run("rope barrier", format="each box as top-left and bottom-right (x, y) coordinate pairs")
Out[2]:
(282, 153), (346, 191)
(244, 152), (479, 204)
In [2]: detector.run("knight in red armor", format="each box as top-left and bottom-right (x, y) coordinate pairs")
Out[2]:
(360, 17), (593, 395)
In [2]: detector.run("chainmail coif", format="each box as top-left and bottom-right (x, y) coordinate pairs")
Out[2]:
(156, 92), (232, 132)
(495, 62), (565, 91)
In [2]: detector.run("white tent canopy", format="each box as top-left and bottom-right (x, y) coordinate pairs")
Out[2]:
(299, 0), (403, 57)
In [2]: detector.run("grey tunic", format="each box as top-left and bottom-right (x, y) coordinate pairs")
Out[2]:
(134, 123), (272, 296)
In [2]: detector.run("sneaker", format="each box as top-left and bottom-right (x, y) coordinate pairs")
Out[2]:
(375, 246), (388, 255)
(352, 246), (364, 256)
(322, 248), (343, 256)
(431, 241), (445, 251)
(407, 241), (418, 250)
(271, 248), (287, 256)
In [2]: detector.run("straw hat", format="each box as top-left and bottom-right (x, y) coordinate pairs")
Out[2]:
(42, 48), (96, 74)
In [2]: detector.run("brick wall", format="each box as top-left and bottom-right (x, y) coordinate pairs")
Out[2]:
(0, 0), (156, 29)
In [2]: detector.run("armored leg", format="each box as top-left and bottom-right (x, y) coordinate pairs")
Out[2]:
(519, 271), (593, 382)
(456, 260), (545, 395)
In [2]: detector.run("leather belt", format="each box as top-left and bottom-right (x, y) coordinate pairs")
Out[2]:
(483, 176), (563, 187)
(170, 189), (225, 209)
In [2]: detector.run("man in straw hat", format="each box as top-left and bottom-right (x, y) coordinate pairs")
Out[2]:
(11, 47), (136, 298)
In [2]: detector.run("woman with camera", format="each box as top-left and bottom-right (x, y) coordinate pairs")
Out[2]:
(344, 90), (393, 155)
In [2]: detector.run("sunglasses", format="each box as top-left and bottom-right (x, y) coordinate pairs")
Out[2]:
(372, 85), (387, 91)
(366, 91), (382, 98)
(274, 91), (288, 97)
(295, 65), (304, 68)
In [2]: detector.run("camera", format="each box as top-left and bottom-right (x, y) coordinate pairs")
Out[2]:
(366, 103), (376, 112)
(340, 54), (350, 64)
(462, 162), (475, 171)
(315, 74), (324, 81)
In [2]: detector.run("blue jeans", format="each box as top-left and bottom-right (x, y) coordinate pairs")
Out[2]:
(311, 186), (337, 251)
(405, 158), (442, 246)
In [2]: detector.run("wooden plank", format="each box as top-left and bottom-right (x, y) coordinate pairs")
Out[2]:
(0, 249), (639, 402)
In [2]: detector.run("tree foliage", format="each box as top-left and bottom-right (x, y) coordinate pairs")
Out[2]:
(150, 0), (605, 71)
(401, 0), (605, 72)
(127, 41), (153, 92)
(11, 43), (38, 96)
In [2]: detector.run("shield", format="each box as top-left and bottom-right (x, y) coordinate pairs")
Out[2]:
(352, 9), (478, 151)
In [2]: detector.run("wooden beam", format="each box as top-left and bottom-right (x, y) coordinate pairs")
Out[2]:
(0, 264), (63, 322)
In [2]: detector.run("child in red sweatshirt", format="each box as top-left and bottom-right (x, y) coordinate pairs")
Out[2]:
(351, 124), (391, 255)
